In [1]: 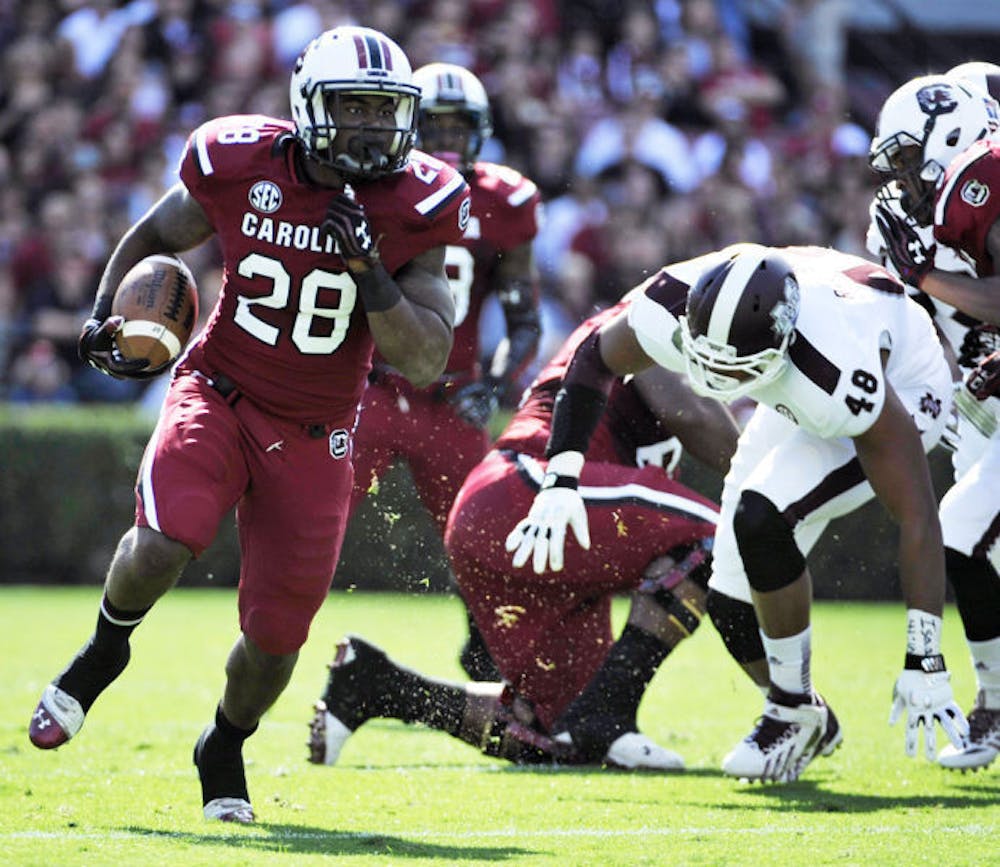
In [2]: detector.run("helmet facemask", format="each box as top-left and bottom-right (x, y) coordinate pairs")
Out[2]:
(418, 110), (482, 171)
(303, 86), (417, 177)
(680, 322), (792, 401)
(871, 141), (937, 225)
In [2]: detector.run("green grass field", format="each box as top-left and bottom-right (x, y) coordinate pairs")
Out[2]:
(2, 587), (997, 866)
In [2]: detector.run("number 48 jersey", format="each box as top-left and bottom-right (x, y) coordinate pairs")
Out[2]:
(630, 245), (951, 439)
(176, 114), (470, 425)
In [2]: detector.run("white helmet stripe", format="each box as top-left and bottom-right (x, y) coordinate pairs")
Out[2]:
(705, 251), (764, 344)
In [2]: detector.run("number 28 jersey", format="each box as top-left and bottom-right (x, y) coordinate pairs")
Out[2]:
(176, 114), (470, 425)
(629, 245), (949, 439)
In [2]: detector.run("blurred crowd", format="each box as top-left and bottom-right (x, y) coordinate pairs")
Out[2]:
(0, 0), (906, 405)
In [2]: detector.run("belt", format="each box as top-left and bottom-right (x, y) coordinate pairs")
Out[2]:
(206, 371), (329, 439)
(209, 371), (241, 406)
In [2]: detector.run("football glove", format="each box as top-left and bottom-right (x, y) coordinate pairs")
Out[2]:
(889, 655), (968, 759)
(449, 379), (502, 429)
(873, 204), (936, 288)
(78, 316), (162, 380)
(505, 452), (589, 574)
(321, 193), (381, 268)
(966, 350), (1000, 401)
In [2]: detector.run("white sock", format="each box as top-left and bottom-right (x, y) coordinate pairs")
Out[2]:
(761, 626), (812, 698)
(969, 636), (1000, 707)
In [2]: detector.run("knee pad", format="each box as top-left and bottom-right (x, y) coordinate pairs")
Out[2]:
(733, 490), (805, 593)
(706, 588), (764, 664)
(946, 547), (1000, 642)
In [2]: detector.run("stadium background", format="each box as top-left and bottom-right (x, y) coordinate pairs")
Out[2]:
(0, 0), (993, 596)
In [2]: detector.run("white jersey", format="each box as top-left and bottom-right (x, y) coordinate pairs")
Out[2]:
(629, 245), (950, 440)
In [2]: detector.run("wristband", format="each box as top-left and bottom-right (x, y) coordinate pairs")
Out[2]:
(541, 451), (584, 491)
(904, 653), (946, 673)
(905, 608), (942, 657)
(540, 474), (579, 491)
(352, 262), (402, 313)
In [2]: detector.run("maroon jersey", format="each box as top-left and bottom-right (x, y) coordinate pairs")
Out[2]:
(176, 114), (470, 425)
(496, 298), (686, 467)
(444, 161), (540, 374)
(935, 139), (1000, 277)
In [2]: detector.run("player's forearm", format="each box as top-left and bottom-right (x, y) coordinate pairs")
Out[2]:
(896, 518), (946, 618)
(921, 270), (1000, 325)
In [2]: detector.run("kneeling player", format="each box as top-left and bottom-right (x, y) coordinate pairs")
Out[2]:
(308, 301), (739, 768)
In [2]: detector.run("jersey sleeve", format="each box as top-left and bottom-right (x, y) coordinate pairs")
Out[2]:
(178, 115), (289, 223)
(476, 163), (541, 250)
(934, 141), (1000, 275)
(626, 270), (688, 373)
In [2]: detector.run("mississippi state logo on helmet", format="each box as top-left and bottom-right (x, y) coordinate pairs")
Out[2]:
(680, 245), (799, 402)
(289, 25), (420, 178)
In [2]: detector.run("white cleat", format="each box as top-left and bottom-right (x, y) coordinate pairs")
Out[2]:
(604, 732), (685, 770)
(307, 700), (353, 766)
(938, 692), (1000, 771)
(723, 695), (841, 783)
(203, 797), (255, 824)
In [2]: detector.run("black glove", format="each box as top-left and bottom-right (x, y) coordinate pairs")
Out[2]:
(449, 379), (503, 428)
(874, 204), (937, 287)
(321, 194), (381, 267)
(78, 317), (163, 380)
(966, 350), (1000, 401)
(957, 323), (1000, 369)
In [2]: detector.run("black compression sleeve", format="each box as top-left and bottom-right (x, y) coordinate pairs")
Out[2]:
(544, 330), (615, 457)
(353, 261), (402, 313)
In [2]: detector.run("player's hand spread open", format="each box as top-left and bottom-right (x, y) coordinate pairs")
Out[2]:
(889, 655), (969, 759)
(505, 452), (589, 573)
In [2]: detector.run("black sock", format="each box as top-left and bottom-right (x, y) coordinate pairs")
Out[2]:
(193, 705), (257, 805)
(54, 593), (151, 712)
(555, 625), (672, 759)
(378, 663), (468, 735)
(767, 683), (812, 707)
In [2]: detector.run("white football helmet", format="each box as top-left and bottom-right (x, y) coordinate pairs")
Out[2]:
(289, 26), (420, 178)
(412, 63), (493, 170)
(947, 61), (1000, 103)
(869, 75), (999, 223)
(679, 245), (799, 402)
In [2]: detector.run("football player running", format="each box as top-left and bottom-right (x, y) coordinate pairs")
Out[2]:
(27, 26), (470, 824)
(869, 67), (1000, 770)
(344, 62), (542, 681)
(507, 244), (969, 783)
(309, 300), (738, 769)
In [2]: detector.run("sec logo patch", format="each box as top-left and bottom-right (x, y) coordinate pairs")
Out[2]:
(960, 179), (990, 207)
(248, 180), (283, 213)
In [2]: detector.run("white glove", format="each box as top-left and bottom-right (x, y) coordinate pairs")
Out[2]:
(888, 659), (969, 759)
(505, 452), (589, 574)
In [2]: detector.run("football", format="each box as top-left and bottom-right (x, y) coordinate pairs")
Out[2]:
(111, 254), (198, 372)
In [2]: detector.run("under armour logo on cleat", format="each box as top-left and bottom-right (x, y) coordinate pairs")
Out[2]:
(33, 710), (50, 728)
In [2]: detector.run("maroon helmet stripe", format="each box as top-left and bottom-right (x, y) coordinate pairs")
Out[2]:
(379, 38), (393, 70)
(353, 35), (368, 68)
